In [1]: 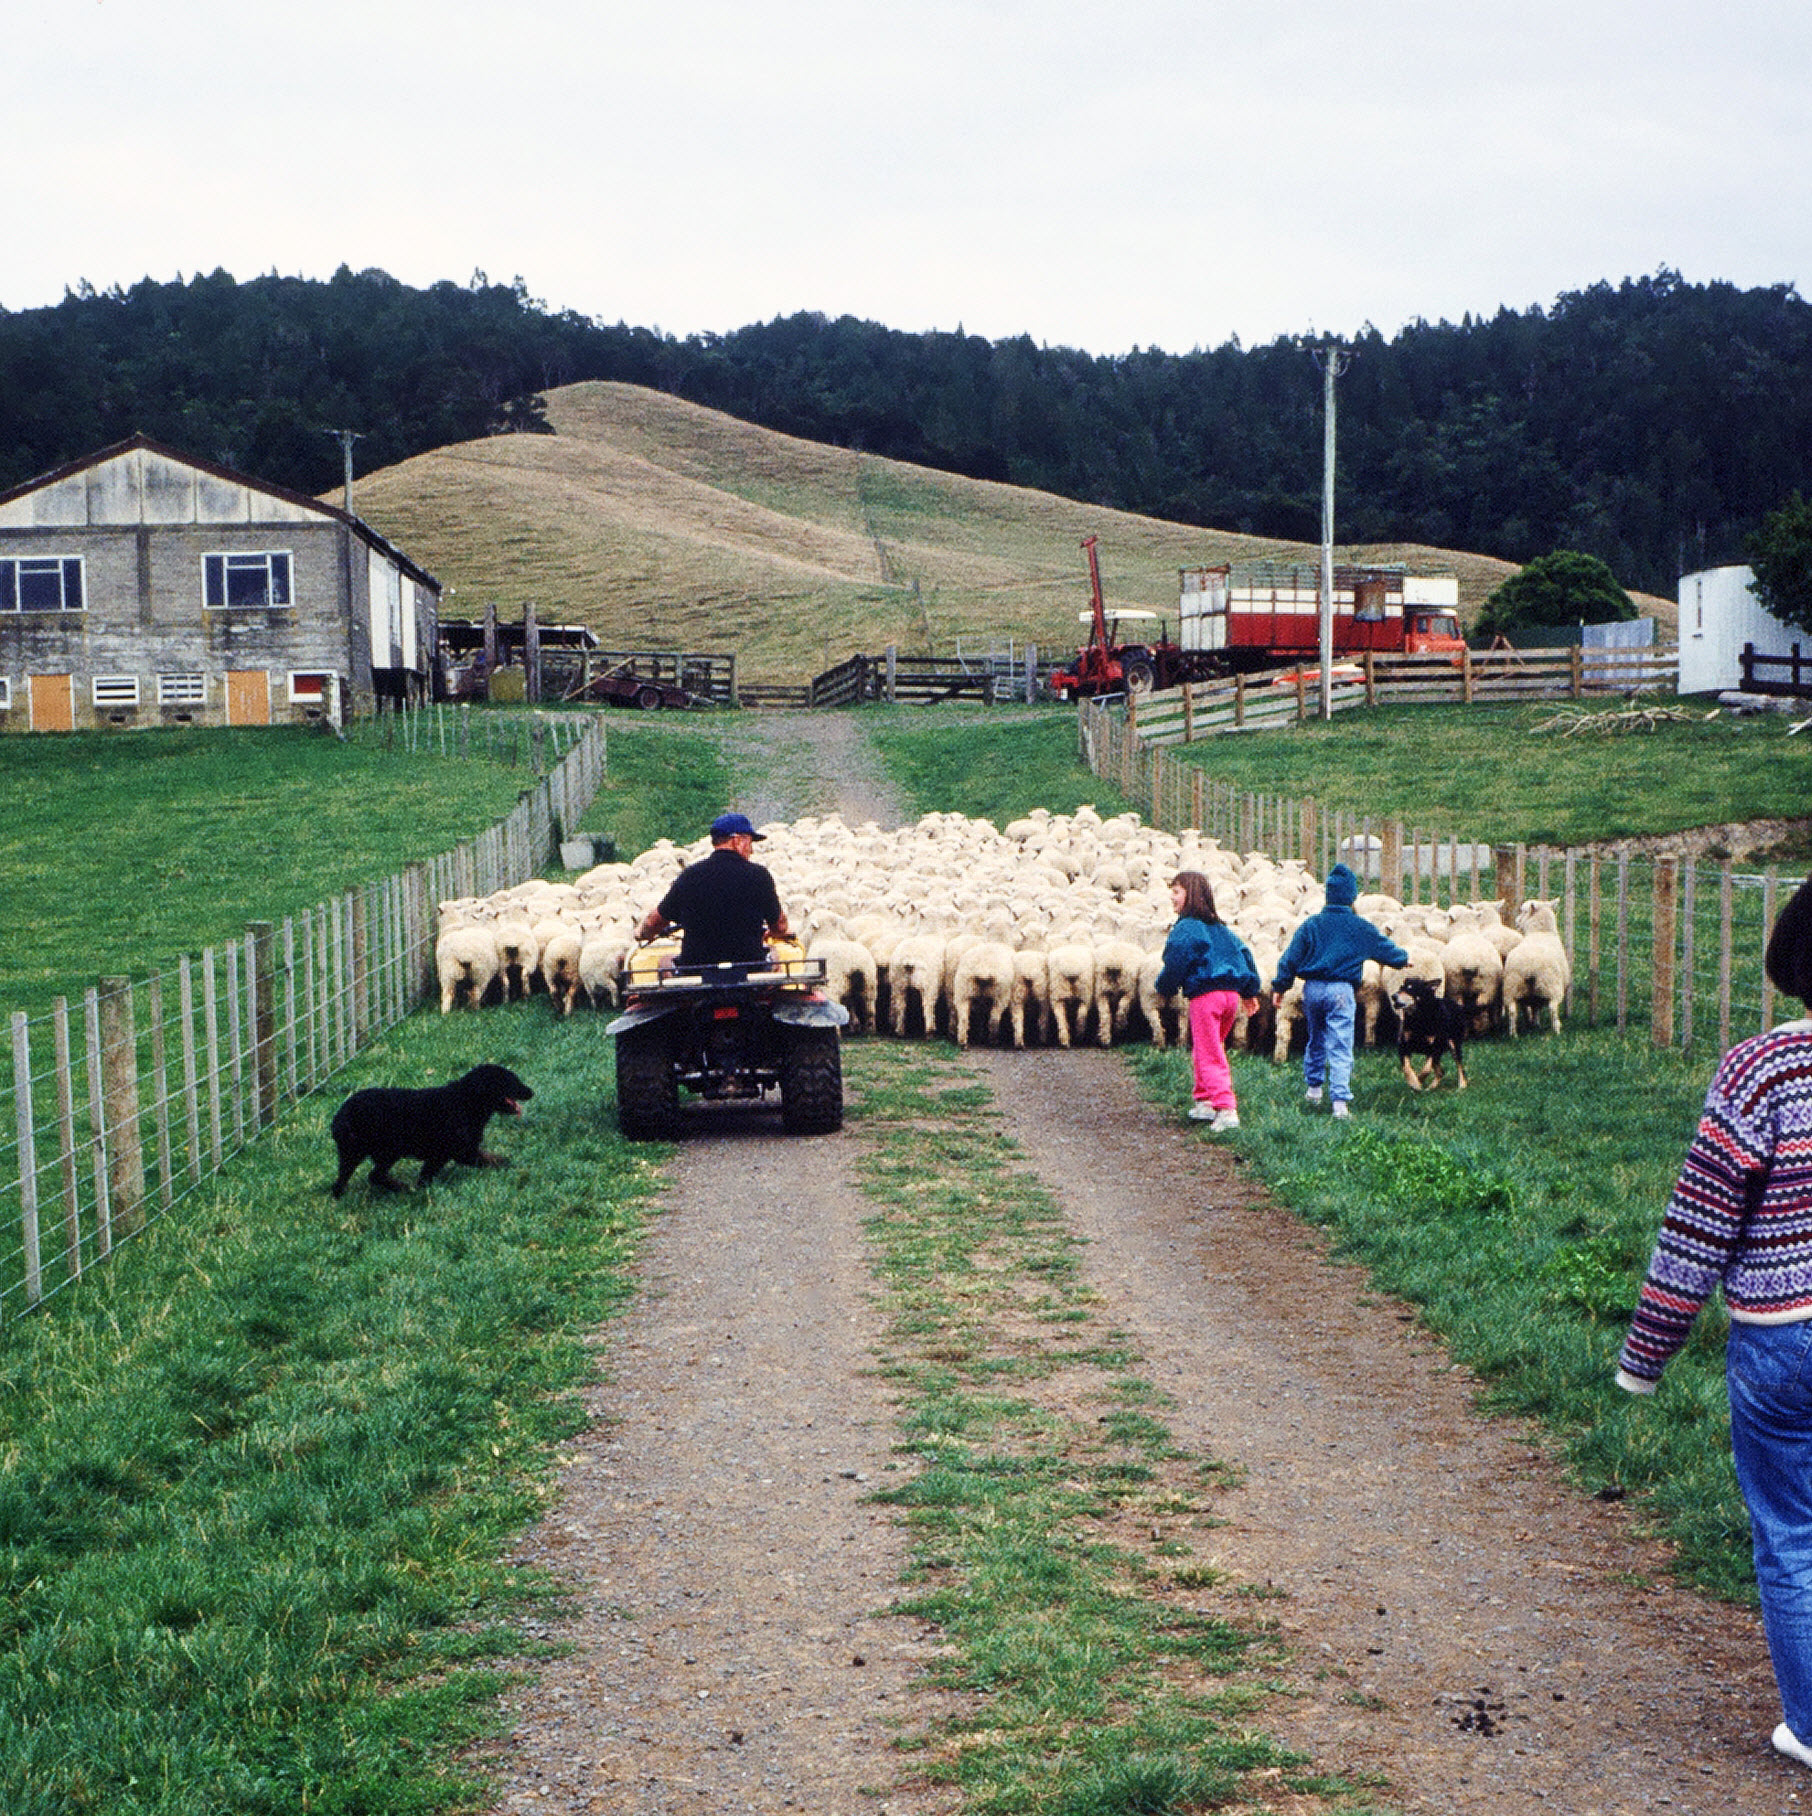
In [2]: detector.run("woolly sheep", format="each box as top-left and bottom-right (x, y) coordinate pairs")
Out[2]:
(1503, 900), (1571, 1036)
(809, 937), (879, 1035)
(437, 926), (500, 1013)
(538, 924), (585, 1016)
(889, 934), (948, 1039)
(1440, 913), (1504, 1037)
(951, 941), (1016, 1048)
(1091, 939), (1145, 1047)
(1045, 942), (1096, 1048)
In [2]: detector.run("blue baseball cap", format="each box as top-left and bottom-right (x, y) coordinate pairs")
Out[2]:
(710, 812), (764, 841)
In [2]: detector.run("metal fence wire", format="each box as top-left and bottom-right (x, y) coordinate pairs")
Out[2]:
(0, 716), (607, 1324)
(1079, 695), (1801, 1057)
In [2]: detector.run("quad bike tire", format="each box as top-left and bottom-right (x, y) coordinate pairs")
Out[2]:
(779, 1026), (843, 1135)
(616, 1022), (679, 1138)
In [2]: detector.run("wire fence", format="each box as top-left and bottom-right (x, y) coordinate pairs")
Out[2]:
(1081, 697), (1800, 1058)
(0, 716), (607, 1325)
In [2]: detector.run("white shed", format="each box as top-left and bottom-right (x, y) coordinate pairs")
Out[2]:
(1677, 565), (1803, 695)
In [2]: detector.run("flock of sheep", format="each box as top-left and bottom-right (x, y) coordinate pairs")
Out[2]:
(434, 805), (1573, 1061)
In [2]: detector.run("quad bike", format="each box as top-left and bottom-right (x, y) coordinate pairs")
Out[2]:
(606, 938), (848, 1139)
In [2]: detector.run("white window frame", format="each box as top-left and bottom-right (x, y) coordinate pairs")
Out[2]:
(287, 670), (331, 704)
(92, 675), (142, 708)
(157, 673), (209, 706)
(0, 555), (85, 613)
(203, 550), (293, 609)
(0, 678), (12, 709)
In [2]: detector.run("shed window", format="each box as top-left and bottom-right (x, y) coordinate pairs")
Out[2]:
(288, 671), (330, 703)
(158, 673), (208, 705)
(92, 675), (141, 707)
(0, 557), (84, 613)
(0, 678), (11, 709)
(204, 551), (292, 608)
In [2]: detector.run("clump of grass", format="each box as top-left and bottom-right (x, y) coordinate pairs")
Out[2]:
(848, 1042), (1371, 1814)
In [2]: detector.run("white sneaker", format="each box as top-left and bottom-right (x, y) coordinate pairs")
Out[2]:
(1210, 1110), (1240, 1131)
(1332, 1101), (1351, 1120)
(1187, 1103), (1217, 1121)
(1304, 1086), (1324, 1105)
(1774, 1723), (1812, 1768)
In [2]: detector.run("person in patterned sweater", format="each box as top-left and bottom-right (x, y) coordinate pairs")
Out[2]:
(1619, 871), (1812, 1769)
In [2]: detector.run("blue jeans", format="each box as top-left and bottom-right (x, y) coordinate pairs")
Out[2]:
(1728, 1318), (1812, 1738)
(1301, 979), (1357, 1103)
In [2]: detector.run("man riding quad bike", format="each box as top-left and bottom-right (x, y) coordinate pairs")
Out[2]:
(608, 813), (847, 1137)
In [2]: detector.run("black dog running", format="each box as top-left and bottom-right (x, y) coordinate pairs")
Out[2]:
(329, 1063), (533, 1196)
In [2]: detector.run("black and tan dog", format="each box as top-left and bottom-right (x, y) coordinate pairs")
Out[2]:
(1391, 978), (1469, 1091)
(329, 1063), (533, 1196)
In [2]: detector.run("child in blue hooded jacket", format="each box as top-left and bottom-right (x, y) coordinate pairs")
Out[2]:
(1155, 870), (1261, 1130)
(1270, 862), (1407, 1118)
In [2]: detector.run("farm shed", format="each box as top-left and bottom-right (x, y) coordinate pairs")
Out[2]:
(1677, 564), (1800, 695)
(0, 436), (440, 732)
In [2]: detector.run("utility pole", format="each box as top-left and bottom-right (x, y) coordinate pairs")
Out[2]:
(325, 428), (363, 515)
(1310, 344), (1351, 722)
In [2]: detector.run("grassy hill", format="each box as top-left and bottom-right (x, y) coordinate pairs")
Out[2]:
(351, 382), (1672, 682)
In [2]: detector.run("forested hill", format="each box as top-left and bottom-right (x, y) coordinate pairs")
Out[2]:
(3, 265), (1806, 597)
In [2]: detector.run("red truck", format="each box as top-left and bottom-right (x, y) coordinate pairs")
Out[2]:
(1050, 539), (1466, 698)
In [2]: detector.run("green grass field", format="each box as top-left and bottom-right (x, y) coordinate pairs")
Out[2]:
(0, 727), (535, 1024)
(1166, 699), (1812, 854)
(0, 704), (1794, 1812)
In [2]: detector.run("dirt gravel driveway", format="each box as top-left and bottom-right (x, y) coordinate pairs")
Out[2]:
(479, 714), (1806, 1815)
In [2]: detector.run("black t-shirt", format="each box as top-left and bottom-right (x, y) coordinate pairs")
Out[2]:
(656, 847), (783, 966)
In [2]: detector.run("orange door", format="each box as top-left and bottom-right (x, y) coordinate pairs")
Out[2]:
(28, 674), (74, 732)
(225, 670), (271, 725)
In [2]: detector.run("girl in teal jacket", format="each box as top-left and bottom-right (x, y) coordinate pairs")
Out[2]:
(1155, 871), (1261, 1130)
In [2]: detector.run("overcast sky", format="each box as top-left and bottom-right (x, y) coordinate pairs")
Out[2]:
(7, 0), (1807, 355)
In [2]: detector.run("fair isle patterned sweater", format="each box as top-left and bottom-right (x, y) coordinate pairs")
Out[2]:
(1619, 1019), (1812, 1389)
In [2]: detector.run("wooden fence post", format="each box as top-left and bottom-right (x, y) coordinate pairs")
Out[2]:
(1718, 862), (1735, 1053)
(1651, 858), (1678, 1049)
(1587, 853), (1603, 1028)
(1492, 844), (1523, 924)
(1571, 645), (1584, 698)
(249, 922), (277, 1129)
(1461, 645), (1474, 705)
(84, 988), (112, 1258)
(98, 977), (145, 1238)
(52, 999), (81, 1278)
(147, 971), (173, 1212)
(12, 1012), (40, 1310)
(1680, 859), (1697, 1055)
(351, 888), (370, 1051)
(1615, 852), (1631, 1036)
(1380, 822), (1403, 899)
(179, 960), (201, 1185)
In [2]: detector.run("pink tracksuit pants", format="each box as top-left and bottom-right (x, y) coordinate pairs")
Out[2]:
(1188, 989), (1241, 1111)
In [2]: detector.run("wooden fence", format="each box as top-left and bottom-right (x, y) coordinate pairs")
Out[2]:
(1741, 642), (1812, 700)
(1127, 646), (1682, 746)
(1081, 696), (1796, 1062)
(0, 717), (608, 1325)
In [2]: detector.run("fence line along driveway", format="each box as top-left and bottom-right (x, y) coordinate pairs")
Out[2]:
(1125, 645), (1681, 746)
(1079, 694), (1798, 1063)
(1, 717), (606, 1326)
